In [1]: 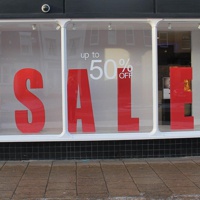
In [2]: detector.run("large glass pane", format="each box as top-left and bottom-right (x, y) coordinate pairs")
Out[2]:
(0, 22), (62, 135)
(158, 21), (200, 132)
(67, 21), (153, 134)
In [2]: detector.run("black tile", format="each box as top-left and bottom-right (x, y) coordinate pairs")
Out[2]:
(0, 139), (200, 160)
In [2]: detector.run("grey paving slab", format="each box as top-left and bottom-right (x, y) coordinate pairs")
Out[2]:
(178, 174), (200, 182)
(0, 176), (21, 184)
(125, 163), (158, 178)
(18, 179), (48, 187)
(77, 184), (107, 194)
(78, 193), (108, 199)
(108, 188), (140, 197)
(103, 174), (133, 182)
(133, 177), (163, 185)
(163, 179), (196, 187)
(28, 161), (52, 166)
(145, 158), (170, 164)
(100, 160), (124, 165)
(106, 181), (137, 189)
(101, 163), (133, 182)
(77, 178), (105, 185)
(0, 171), (24, 177)
(53, 160), (76, 166)
(47, 182), (76, 190)
(127, 169), (158, 178)
(149, 164), (182, 174)
(48, 175), (76, 183)
(0, 190), (14, 199)
(144, 190), (173, 199)
(4, 161), (28, 167)
(3, 158), (200, 199)
(45, 189), (77, 198)
(170, 186), (200, 194)
(77, 161), (100, 166)
(14, 186), (46, 197)
(0, 183), (17, 191)
(136, 183), (169, 192)
(22, 173), (49, 180)
(0, 161), (5, 168)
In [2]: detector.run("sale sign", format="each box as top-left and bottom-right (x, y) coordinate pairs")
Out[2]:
(65, 22), (155, 134)
(67, 67), (139, 133)
(67, 41), (154, 133)
(0, 21), (197, 138)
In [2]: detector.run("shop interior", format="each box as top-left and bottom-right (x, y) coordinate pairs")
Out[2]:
(158, 28), (192, 126)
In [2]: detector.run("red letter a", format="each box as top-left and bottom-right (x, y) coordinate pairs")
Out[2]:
(67, 69), (95, 133)
(118, 68), (139, 131)
(170, 67), (193, 129)
(14, 68), (45, 133)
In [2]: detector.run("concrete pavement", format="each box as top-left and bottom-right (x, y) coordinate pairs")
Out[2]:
(1, 157), (200, 199)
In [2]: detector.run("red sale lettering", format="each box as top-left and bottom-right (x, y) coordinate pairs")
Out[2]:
(117, 68), (139, 131)
(67, 69), (95, 133)
(170, 67), (194, 129)
(14, 68), (45, 133)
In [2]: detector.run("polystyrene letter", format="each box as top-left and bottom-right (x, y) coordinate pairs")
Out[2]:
(14, 68), (45, 133)
(68, 69), (95, 133)
(170, 67), (193, 129)
(118, 68), (139, 131)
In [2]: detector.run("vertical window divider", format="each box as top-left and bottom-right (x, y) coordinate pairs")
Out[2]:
(60, 20), (69, 136)
(150, 19), (162, 134)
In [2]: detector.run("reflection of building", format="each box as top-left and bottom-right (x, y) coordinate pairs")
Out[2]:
(0, 24), (62, 133)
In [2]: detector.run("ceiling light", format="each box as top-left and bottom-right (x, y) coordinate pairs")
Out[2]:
(56, 24), (61, 30)
(32, 24), (37, 31)
(108, 23), (112, 31)
(168, 23), (172, 30)
(72, 23), (76, 31)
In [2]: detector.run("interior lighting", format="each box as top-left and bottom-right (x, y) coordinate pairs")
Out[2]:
(168, 23), (172, 30)
(108, 23), (112, 31)
(56, 24), (61, 30)
(198, 24), (200, 29)
(72, 23), (76, 31)
(32, 24), (37, 31)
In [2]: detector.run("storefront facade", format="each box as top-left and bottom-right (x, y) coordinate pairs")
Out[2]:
(0, 0), (200, 159)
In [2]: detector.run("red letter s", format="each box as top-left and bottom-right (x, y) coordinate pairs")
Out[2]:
(14, 68), (45, 133)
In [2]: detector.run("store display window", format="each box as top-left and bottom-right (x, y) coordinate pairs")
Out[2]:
(1, 19), (200, 140)
(158, 21), (200, 132)
(0, 22), (62, 135)
(67, 21), (153, 134)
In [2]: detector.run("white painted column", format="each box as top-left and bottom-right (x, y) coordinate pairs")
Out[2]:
(59, 20), (70, 136)
(150, 19), (162, 134)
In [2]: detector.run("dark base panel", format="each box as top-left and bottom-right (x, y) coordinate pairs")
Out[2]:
(0, 138), (199, 160)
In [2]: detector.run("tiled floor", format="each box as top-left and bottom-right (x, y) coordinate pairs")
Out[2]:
(2, 157), (200, 199)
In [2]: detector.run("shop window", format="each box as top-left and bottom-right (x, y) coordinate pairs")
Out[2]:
(90, 26), (99, 45)
(67, 21), (153, 134)
(143, 30), (151, 47)
(157, 21), (196, 132)
(0, 22), (62, 135)
(108, 25), (116, 45)
(45, 38), (57, 57)
(158, 32), (168, 47)
(19, 32), (32, 55)
(125, 27), (135, 45)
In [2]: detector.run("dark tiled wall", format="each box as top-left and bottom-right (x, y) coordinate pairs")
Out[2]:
(0, 139), (199, 160)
